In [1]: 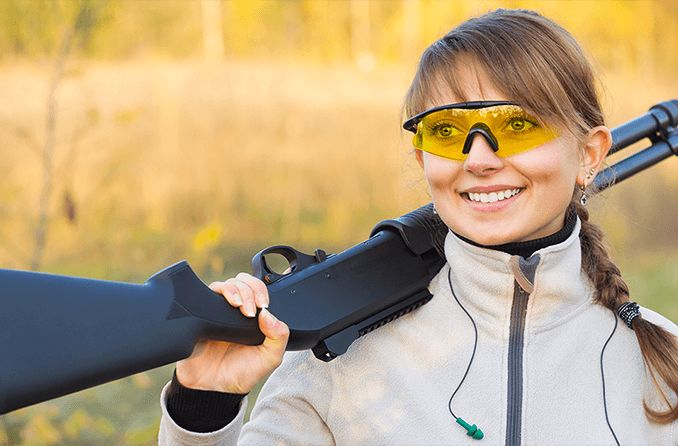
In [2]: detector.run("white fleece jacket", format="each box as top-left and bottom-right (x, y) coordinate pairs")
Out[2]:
(158, 219), (677, 446)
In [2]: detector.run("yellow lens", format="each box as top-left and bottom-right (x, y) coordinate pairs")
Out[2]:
(413, 105), (558, 160)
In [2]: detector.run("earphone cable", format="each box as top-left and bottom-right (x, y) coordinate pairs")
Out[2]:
(447, 268), (479, 419)
(447, 268), (621, 445)
(601, 310), (621, 446)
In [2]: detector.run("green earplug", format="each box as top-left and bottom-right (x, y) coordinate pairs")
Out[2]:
(456, 417), (484, 440)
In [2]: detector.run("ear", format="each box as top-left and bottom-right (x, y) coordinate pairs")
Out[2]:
(576, 126), (612, 187)
(414, 149), (424, 168)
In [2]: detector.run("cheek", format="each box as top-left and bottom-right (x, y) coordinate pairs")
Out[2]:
(512, 141), (579, 191)
(422, 154), (460, 192)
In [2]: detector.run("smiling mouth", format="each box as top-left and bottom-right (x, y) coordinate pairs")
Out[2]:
(462, 188), (525, 204)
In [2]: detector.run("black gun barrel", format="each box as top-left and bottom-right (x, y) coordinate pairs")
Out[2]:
(609, 100), (678, 154)
(595, 131), (678, 191)
(594, 100), (678, 192)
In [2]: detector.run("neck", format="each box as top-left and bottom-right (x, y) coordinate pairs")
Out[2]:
(452, 206), (577, 259)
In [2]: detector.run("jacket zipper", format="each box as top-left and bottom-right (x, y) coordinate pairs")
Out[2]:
(505, 281), (529, 446)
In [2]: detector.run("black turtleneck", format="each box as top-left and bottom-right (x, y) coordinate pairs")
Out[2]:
(166, 208), (578, 432)
(454, 207), (577, 259)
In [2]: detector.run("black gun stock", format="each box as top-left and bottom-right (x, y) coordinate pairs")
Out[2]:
(0, 204), (447, 414)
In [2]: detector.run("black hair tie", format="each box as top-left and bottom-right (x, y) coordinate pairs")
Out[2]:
(617, 302), (641, 329)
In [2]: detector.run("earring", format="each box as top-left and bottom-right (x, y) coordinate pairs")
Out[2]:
(579, 183), (589, 206)
(580, 168), (595, 206)
(579, 179), (588, 206)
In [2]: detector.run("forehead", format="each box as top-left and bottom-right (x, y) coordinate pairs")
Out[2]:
(426, 59), (510, 109)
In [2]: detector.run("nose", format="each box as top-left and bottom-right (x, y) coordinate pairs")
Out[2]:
(463, 133), (504, 176)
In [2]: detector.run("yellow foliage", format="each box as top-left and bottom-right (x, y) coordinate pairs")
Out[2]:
(63, 409), (92, 439)
(123, 421), (161, 445)
(192, 222), (223, 253)
(114, 108), (141, 124)
(20, 413), (61, 446)
(92, 417), (115, 437)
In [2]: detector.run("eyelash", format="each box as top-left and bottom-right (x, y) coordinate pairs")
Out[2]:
(503, 115), (540, 131)
(420, 115), (542, 135)
(425, 120), (460, 134)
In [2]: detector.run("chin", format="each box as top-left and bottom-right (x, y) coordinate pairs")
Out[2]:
(459, 229), (521, 246)
(470, 234), (513, 246)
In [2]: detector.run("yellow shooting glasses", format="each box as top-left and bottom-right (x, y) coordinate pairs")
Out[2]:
(403, 101), (559, 161)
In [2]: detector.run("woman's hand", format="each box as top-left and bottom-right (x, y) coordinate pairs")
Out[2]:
(175, 272), (290, 394)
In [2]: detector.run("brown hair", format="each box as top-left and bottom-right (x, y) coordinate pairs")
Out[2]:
(404, 9), (678, 423)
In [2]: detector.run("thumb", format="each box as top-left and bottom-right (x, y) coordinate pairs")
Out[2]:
(258, 308), (289, 363)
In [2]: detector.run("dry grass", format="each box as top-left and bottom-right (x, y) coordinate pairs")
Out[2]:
(0, 58), (675, 291)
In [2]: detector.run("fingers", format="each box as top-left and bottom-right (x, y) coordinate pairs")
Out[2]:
(209, 280), (246, 314)
(258, 308), (290, 367)
(228, 279), (258, 317)
(209, 273), (269, 318)
(234, 272), (269, 309)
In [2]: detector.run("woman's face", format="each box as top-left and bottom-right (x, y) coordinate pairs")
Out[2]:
(415, 65), (581, 246)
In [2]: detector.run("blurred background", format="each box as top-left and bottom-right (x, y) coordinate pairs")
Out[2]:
(0, 0), (676, 444)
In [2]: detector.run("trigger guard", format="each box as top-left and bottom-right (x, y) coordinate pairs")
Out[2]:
(251, 245), (318, 284)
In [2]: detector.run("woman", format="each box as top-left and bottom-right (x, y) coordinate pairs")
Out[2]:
(159, 9), (677, 445)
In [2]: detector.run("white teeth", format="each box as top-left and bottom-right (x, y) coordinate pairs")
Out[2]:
(466, 188), (522, 203)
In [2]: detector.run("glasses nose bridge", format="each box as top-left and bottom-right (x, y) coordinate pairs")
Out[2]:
(463, 130), (504, 173)
(462, 123), (499, 154)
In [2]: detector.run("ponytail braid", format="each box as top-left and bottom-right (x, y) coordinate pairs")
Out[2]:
(573, 201), (678, 423)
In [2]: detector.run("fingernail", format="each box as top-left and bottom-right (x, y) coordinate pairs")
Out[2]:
(246, 302), (256, 318)
(232, 293), (243, 306)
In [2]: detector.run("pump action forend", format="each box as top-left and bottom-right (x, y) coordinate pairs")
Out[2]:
(0, 204), (447, 414)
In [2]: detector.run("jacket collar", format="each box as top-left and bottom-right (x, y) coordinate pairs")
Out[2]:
(440, 217), (594, 330)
